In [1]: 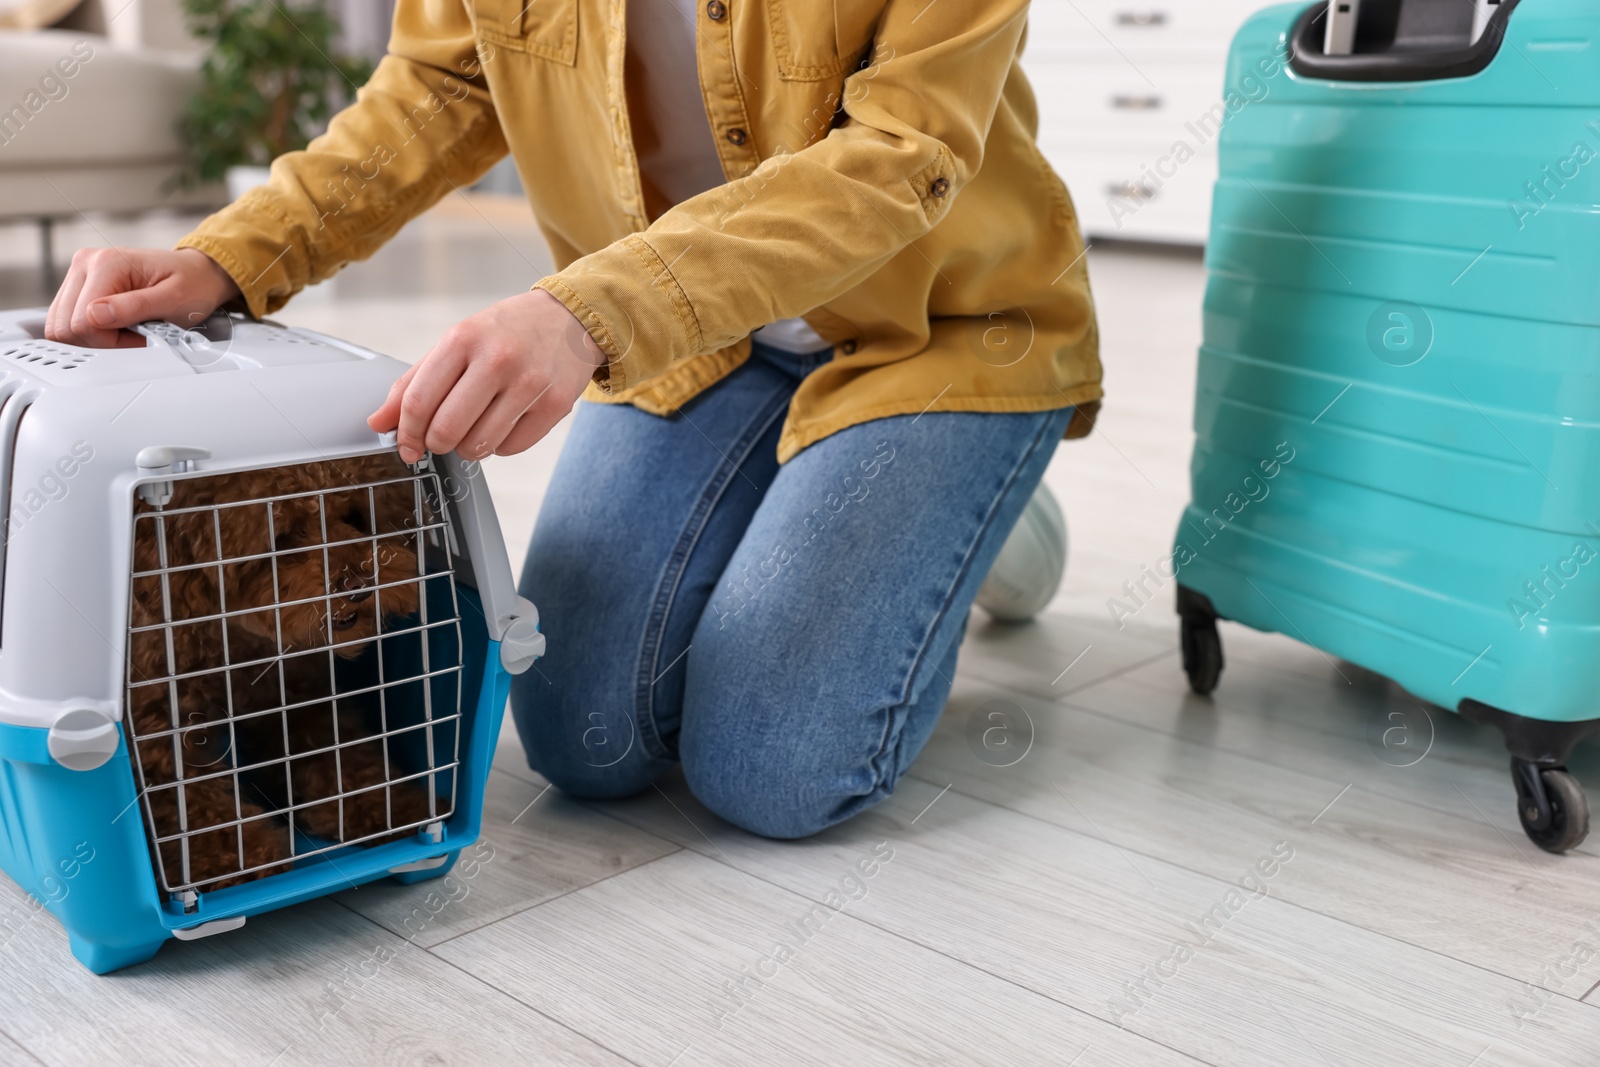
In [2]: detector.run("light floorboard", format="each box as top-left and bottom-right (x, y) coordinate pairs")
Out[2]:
(0, 1033), (40, 1067)
(912, 674), (1600, 994)
(956, 609), (1174, 701)
(435, 849), (1206, 1067)
(1053, 635), (1595, 856)
(335, 768), (680, 948)
(581, 775), (1600, 1067)
(0, 887), (625, 1067)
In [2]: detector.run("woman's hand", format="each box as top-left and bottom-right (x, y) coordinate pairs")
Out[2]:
(368, 289), (605, 461)
(46, 247), (241, 348)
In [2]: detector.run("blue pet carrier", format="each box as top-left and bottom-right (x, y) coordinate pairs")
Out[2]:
(0, 308), (544, 972)
(1173, 0), (1600, 851)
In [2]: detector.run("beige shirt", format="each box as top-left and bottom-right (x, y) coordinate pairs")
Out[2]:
(624, 0), (828, 354)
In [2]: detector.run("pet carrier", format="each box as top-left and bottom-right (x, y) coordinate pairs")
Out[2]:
(0, 307), (545, 972)
(1172, 0), (1600, 852)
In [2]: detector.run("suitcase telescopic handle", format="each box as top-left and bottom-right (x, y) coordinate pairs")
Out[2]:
(1288, 0), (1519, 84)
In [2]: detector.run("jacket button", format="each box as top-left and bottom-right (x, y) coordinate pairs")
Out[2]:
(840, 339), (858, 355)
(725, 127), (747, 146)
(930, 177), (951, 198)
(705, 0), (726, 19)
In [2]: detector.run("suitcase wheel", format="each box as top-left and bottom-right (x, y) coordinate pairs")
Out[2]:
(1180, 611), (1223, 695)
(1513, 760), (1590, 854)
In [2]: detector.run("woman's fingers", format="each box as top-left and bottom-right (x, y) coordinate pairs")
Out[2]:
(65, 251), (151, 347)
(90, 277), (189, 336)
(455, 378), (546, 459)
(46, 259), (87, 342)
(423, 362), (519, 458)
(394, 342), (469, 463)
(375, 289), (602, 462)
(367, 362), (420, 434)
(45, 248), (240, 347)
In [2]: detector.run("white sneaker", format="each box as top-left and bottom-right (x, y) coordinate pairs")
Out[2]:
(975, 481), (1068, 622)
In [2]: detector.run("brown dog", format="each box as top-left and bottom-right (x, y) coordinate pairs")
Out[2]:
(126, 452), (438, 892)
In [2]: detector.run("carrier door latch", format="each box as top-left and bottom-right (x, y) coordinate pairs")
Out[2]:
(498, 597), (546, 676)
(135, 446), (212, 507)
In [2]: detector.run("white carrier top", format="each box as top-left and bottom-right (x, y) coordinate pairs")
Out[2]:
(0, 308), (534, 734)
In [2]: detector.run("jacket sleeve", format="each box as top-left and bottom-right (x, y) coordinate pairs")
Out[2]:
(177, 0), (507, 317)
(537, 0), (1030, 394)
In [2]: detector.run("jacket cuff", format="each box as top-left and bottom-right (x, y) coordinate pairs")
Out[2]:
(174, 188), (304, 320)
(534, 233), (702, 395)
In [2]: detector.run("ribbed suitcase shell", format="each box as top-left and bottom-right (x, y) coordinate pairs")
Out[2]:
(0, 308), (543, 973)
(1175, 0), (1600, 723)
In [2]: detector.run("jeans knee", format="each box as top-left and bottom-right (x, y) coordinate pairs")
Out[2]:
(679, 732), (841, 840)
(687, 773), (835, 840)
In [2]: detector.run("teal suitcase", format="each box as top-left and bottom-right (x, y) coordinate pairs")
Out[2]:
(1174, 0), (1600, 852)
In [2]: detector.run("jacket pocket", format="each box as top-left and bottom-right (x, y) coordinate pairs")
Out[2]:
(767, 0), (848, 81)
(473, 0), (577, 64)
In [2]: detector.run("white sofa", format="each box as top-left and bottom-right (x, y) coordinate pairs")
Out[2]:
(0, 0), (220, 273)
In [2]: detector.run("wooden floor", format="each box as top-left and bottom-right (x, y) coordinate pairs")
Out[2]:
(1, 205), (1597, 1066)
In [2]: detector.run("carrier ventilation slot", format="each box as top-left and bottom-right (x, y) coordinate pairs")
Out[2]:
(258, 325), (314, 345)
(122, 454), (465, 898)
(0, 342), (93, 370)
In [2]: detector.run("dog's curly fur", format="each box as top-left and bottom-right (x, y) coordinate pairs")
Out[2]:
(126, 452), (436, 892)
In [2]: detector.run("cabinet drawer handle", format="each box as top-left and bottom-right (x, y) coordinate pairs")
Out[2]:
(1114, 10), (1168, 27)
(1106, 180), (1158, 202)
(1111, 94), (1164, 110)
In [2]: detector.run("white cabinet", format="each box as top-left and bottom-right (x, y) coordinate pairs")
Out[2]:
(1023, 0), (1270, 244)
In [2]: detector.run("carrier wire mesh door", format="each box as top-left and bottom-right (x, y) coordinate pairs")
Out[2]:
(123, 453), (465, 901)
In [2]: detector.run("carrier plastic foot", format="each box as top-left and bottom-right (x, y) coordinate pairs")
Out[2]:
(68, 934), (167, 974)
(390, 848), (459, 885)
(1177, 585), (1224, 695)
(1512, 759), (1589, 854)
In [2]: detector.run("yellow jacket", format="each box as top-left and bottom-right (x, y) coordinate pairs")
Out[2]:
(178, 0), (1101, 462)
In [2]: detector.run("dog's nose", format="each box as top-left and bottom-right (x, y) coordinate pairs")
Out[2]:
(338, 573), (373, 602)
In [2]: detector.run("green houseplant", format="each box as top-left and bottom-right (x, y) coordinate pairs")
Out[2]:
(177, 0), (373, 191)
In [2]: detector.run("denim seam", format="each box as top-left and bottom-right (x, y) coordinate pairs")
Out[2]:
(633, 387), (798, 760)
(866, 410), (1068, 789)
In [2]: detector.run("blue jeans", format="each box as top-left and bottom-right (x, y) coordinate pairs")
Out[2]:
(511, 341), (1072, 838)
